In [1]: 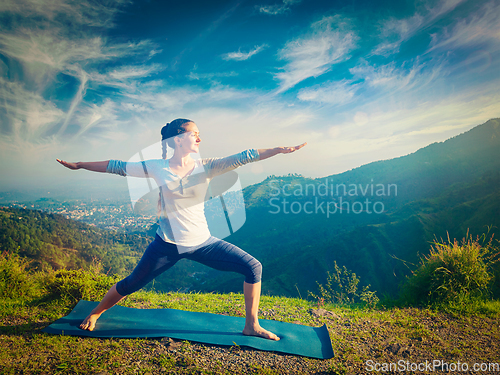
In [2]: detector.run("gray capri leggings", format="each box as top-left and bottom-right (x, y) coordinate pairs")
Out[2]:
(116, 234), (262, 296)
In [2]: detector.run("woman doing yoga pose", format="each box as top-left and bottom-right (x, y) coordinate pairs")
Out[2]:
(57, 119), (306, 341)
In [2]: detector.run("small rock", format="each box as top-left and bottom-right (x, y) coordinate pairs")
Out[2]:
(401, 349), (411, 357)
(386, 343), (401, 355)
(162, 337), (183, 351)
(310, 308), (339, 319)
(167, 341), (183, 351)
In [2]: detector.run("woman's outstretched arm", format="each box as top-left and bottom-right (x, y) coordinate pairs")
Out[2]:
(56, 159), (110, 173)
(257, 142), (307, 161)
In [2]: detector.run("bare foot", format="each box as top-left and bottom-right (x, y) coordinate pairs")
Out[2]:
(243, 325), (280, 341)
(79, 313), (100, 331)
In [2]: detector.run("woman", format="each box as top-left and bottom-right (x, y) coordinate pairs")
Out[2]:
(57, 118), (306, 341)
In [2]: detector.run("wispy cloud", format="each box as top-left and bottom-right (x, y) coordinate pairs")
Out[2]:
(0, 29), (158, 81)
(58, 67), (89, 136)
(188, 71), (238, 81)
(0, 30), (111, 83)
(257, 0), (301, 15)
(72, 99), (118, 139)
(0, 0), (130, 29)
(297, 79), (359, 105)
(372, 0), (467, 56)
(222, 44), (268, 61)
(0, 0), (161, 149)
(0, 77), (65, 143)
(428, 1), (500, 53)
(275, 15), (358, 93)
(107, 65), (163, 81)
(371, 13), (425, 56)
(89, 63), (164, 90)
(350, 59), (445, 94)
(121, 85), (253, 113)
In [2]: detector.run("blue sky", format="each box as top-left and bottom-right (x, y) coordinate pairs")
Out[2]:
(0, 0), (499, 193)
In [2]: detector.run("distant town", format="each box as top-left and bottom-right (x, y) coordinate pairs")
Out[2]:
(3, 197), (158, 233)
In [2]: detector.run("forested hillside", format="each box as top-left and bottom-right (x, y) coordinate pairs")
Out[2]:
(0, 207), (148, 274)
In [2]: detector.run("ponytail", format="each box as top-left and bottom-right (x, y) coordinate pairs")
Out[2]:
(161, 138), (168, 160)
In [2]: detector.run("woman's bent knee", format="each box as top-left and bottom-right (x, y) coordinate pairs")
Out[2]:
(246, 260), (262, 284)
(116, 278), (136, 296)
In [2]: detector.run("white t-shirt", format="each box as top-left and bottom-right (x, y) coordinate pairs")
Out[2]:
(107, 149), (260, 246)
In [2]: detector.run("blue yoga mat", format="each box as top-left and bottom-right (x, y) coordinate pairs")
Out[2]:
(43, 300), (334, 359)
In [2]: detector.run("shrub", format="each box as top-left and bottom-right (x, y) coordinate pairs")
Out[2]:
(44, 261), (120, 302)
(402, 232), (500, 306)
(308, 261), (379, 307)
(0, 252), (38, 299)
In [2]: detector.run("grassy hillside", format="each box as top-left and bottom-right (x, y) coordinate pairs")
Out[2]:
(0, 255), (500, 374)
(1, 254), (500, 374)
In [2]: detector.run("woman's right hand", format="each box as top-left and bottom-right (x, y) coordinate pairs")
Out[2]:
(56, 159), (79, 170)
(277, 142), (307, 154)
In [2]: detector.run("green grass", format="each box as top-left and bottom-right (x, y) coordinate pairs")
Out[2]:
(1, 252), (500, 374)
